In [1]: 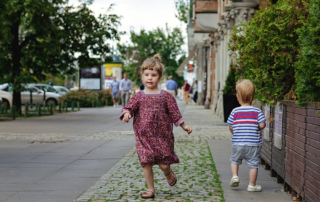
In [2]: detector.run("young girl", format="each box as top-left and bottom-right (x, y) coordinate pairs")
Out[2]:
(120, 54), (192, 199)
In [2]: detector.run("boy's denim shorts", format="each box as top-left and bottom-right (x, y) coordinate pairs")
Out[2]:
(230, 145), (260, 169)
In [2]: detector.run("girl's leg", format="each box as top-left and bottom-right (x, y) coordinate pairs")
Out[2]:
(159, 164), (177, 186)
(159, 164), (170, 176)
(249, 168), (258, 186)
(143, 164), (154, 190)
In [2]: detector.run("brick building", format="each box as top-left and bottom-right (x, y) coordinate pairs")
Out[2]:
(177, 0), (320, 201)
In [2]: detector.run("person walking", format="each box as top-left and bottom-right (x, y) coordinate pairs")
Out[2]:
(120, 54), (192, 199)
(193, 80), (198, 105)
(110, 77), (120, 107)
(183, 80), (191, 104)
(227, 79), (266, 192)
(165, 76), (178, 98)
(120, 73), (133, 107)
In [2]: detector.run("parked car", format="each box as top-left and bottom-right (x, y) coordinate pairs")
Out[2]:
(0, 90), (13, 109)
(5, 85), (61, 106)
(28, 83), (59, 94)
(53, 86), (69, 95)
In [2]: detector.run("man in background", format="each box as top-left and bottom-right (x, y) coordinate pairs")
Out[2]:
(110, 77), (120, 107)
(165, 76), (178, 98)
(120, 73), (132, 107)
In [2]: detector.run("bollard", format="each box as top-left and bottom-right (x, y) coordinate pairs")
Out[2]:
(12, 107), (15, 120)
(25, 102), (28, 117)
(38, 104), (41, 116)
(5, 104), (7, 114)
(59, 102), (61, 113)
(43, 101), (46, 111)
(92, 100), (94, 108)
(50, 103), (53, 115)
(77, 102), (80, 111)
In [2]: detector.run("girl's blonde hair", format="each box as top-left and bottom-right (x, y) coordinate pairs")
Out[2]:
(236, 79), (255, 103)
(141, 54), (165, 76)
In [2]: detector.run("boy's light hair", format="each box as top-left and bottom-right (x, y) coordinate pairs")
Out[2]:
(141, 54), (164, 76)
(236, 79), (255, 104)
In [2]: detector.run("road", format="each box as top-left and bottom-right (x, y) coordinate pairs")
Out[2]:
(0, 102), (186, 202)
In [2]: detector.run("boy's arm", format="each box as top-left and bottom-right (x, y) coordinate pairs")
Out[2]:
(229, 125), (233, 134)
(258, 122), (266, 130)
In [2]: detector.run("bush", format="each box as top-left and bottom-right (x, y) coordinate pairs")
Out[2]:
(223, 65), (237, 95)
(295, 0), (320, 106)
(228, 0), (309, 106)
(61, 89), (113, 107)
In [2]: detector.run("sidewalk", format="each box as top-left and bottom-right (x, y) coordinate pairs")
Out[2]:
(185, 105), (291, 202)
(75, 103), (292, 202)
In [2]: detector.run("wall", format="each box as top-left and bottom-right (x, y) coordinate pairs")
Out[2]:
(258, 100), (320, 202)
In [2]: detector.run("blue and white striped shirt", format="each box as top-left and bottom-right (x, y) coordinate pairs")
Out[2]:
(227, 106), (266, 146)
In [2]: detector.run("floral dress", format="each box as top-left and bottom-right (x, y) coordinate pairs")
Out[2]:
(120, 90), (184, 167)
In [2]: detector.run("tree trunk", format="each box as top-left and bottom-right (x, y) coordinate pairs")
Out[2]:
(11, 18), (22, 115)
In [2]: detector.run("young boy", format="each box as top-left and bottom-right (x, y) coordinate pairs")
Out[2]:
(227, 79), (266, 192)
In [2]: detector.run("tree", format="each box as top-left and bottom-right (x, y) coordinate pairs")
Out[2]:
(228, 0), (308, 106)
(295, 0), (320, 106)
(117, 24), (185, 86)
(174, 0), (192, 24)
(0, 0), (123, 112)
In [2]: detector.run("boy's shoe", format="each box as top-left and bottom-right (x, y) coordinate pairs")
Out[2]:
(247, 185), (262, 192)
(230, 176), (240, 187)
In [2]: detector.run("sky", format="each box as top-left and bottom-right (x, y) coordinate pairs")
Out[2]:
(68, 0), (188, 53)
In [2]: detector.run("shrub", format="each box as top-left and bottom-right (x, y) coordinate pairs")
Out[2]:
(228, 0), (309, 106)
(295, 0), (320, 106)
(60, 89), (113, 107)
(223, 65), (237, 95)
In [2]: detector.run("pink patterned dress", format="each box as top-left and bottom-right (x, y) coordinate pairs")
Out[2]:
(120, 90), (184, 167)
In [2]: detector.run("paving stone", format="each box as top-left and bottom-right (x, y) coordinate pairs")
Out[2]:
(76, 105), (228, 202)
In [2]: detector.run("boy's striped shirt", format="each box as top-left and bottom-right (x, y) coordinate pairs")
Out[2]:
(227, 106), (266, 146)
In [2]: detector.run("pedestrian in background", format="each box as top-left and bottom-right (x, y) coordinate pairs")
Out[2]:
(193, 80), (198, 105)
(227, 79), (266, 192)
(110, 77), (120, 107)
(165, 76), (178, 98)
(120, 54), (192, 199)
(120, 73), (132, 107)
(183, 80), (191, 104)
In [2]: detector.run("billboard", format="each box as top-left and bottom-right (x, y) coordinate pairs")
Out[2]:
(79, 67), (101, 90)
(104, 63), (122, 89)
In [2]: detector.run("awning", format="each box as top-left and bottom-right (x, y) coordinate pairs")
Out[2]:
(176, 45), (197, 76)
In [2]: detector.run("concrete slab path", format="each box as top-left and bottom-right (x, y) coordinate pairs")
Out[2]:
(208, 139), (291, 202)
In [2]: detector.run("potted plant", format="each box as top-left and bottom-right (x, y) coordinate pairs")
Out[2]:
(223, 65), (240, 122)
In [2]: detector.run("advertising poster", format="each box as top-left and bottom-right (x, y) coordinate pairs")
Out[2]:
(104, 80), (113, 89)
(104, 63), (122, 81)
(274, 102), (283, 149)
(79, 67), (101, 90)
(263, 104), (270, 141)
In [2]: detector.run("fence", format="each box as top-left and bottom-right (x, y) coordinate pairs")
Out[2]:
(252, 100), (320, 202)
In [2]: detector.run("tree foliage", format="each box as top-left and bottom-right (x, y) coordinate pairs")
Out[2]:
(174, 0), (191, 24)
(295, 0), (320, 106)
(117, 24), (185, 87)
(228, 0), (308, 106)
(0, 0), (123, 110)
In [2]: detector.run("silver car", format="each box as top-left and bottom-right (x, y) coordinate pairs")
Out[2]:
(6, 85), (61, 106)
(53, 86), (69, 95)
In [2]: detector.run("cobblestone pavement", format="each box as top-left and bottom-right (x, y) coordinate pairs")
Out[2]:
(76, 105), (231, 202)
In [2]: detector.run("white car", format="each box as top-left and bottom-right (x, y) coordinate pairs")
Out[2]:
(0, 90), (13, 109)
(53, 86), (69, 95)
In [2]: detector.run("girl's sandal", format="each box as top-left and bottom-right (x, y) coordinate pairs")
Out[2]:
(165, 169), (177, 186)
(141, 189), (155, 199)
